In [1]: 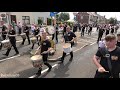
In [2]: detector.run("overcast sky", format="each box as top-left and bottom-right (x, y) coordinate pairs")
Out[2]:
(69, 12), (120, 21)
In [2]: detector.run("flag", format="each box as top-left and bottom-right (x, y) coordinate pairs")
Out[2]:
(50, 12), (59, 17)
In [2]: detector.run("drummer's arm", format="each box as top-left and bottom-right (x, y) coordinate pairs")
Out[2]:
(61, 37), (65, 43)
(47, 47), (53, 53)
(71, 37), (76, 42)
(34, 45), (41, 55)
(8, 35), (16, 37)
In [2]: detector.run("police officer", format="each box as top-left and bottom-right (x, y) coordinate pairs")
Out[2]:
(35, 32), (52, 75)
(3, 25), (19, 56)
(21, 24), (31, 45)
(31, 25), (40, 49)
(59, 26), (76, 63)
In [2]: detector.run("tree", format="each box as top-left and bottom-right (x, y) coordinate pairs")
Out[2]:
(58, 12), (70, 22)
(108, 17), (117, 25)
(38, 18), (43, 25)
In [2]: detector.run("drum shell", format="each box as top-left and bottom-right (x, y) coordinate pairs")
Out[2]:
(63, 43), (72, 53)
(1, 40), (11, 48)
(20, 33), (26, 39)
(31, 60), (43, 68)
(47, 26), (55, 35)
(31, 37), (37, 44)
(31, 55), (43, 68)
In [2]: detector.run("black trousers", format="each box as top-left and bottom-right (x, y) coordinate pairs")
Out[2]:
(61, 43), (74, 61)
(88, 30), (92, 35)
(2, 34), (6, 40)
(63, 30), (66, 36)
(22, 33), (30, 45)
(18, 28), (22, 34)
(42, 54), (52, 69)
(6, 39), (19, 56)
(97, 34), (103, 42)
(31, 36), (40, 49)
(81, 30), (85, 37)
(52, 31), (58, 43)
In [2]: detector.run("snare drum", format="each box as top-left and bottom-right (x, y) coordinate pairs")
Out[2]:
(30, 55), (43, 68)
(20, 33), (26, 39)
(1, 40), (11, 48)
(31, 37), (37, 44)
(63, 43), (72, 53)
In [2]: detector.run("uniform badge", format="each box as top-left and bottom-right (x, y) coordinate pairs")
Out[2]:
(43, 43), (46, 45)
(111, 56), (118, 61)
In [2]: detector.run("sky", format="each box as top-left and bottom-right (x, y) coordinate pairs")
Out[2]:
(69, 12), (120, 21)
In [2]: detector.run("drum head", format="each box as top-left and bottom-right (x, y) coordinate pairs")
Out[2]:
(63, 43), (71, 48)
(47, 26), (55, 34)
(31, 55), (42, 61)
(1, 40), (10, 43)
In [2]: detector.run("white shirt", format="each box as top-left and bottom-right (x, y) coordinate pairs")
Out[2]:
(98, 40), (105, 48)
(31, 25), (35, 30)
(39, 27), (46, 36)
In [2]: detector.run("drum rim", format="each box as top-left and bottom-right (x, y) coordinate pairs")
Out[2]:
(31, 55), (42, 61)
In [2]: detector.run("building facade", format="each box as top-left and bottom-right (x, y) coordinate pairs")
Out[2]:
(75, 12), (106, 25)
(0, 12), (51, 26)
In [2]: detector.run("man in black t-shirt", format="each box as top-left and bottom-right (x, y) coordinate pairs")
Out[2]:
(116, 32), (120, 47)
(3, 25), (19, 56)
(35, 32), (52, 75)
(21, 24), (31, 45)
(59, 26), (76, 63)
(93, 34), (120, 78)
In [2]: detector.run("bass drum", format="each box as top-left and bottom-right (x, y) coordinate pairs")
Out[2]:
(1, 40), (11, 48)
(46, 26), (55, 35)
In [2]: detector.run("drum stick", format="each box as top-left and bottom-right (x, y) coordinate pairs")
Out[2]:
(104, 71), (109, 73)
(34, 45), (41, 55)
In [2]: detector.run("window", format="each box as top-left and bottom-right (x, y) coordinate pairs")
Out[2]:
(22, 16), (30, 24)
(38, 17), (44, 22)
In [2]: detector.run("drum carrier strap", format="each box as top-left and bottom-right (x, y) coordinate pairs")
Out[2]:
(101, 48), (113, 78)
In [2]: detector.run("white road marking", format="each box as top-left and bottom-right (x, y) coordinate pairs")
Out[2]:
(16, 40), (23, 43)
(29, 64), (58, 78)
(28, 44), (89, 78)
(84, 36), (97, 40)
(78, 39), (94, 43)
(73, 44), (88, 52)
(0, 55), (20, 62)
(90, 41), (96, 46)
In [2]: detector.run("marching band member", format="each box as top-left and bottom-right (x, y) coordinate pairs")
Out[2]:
(3, 25), (19, 56)
(31, 25), (40, 49)
(59, 26), (76, 63)
(21, 24), (31, 45)
(35, 32), (52, 75)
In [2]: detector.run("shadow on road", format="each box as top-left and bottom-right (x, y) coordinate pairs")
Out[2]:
(52, 61), (72, 78)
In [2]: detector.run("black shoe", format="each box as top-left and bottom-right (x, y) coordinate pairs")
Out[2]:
(69, 57), (73, 61)
(36, 69), (42, 75)
(58, 58), (64, 64)
(3, 54), (8, 56)
(30, 47), (33, 49)
(14, 53), (19, 56)
(47, 66), (52, 72)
